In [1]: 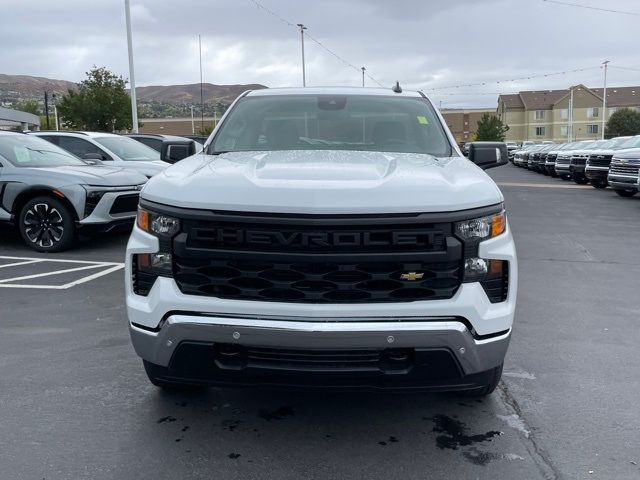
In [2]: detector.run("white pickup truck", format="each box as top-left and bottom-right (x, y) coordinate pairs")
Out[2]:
(125, 86), (517, 396)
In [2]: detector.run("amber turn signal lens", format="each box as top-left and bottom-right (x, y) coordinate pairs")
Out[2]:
(489, 259), (504, 275)
(137, 208), (150, 232)
(491, 212), (506, 238)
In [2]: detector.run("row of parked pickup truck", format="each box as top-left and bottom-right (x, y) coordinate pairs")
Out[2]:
(511, 136), (640, 196)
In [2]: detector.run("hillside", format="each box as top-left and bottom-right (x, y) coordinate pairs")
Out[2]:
(0, 74), (267, 111)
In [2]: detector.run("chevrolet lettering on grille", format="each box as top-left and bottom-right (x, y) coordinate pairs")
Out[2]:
(206, 228), (438, 248)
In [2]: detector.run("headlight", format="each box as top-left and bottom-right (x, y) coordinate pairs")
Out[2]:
(454, 211), (506, 241)
(136, 207), (180, 237)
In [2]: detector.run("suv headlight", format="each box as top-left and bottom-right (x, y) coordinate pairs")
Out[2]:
(454, 211), (505, 241)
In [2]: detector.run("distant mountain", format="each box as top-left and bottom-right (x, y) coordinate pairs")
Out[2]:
(135, 83), (267, 105)
(0, 74), (267, 107)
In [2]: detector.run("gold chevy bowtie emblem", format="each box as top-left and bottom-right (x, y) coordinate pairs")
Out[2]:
(400, 272), (424, 281)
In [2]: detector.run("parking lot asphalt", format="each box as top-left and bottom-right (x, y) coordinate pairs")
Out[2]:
(1, 164), (639, 479)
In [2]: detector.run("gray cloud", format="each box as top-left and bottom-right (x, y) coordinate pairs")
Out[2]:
(1, 0), (638, 108)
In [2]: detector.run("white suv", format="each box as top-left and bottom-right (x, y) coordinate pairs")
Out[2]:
(31, 131), (170, 178)
(126, 87), (517, 395)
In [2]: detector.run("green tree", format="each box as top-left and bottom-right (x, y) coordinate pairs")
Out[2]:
(58, 66), (133, 131)
(474, 113), (509, 141)
(15, 100), (41, 115)
(605, 108), (640, 138)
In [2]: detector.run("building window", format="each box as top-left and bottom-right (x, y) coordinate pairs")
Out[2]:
(559, 109), (569, 120)
(560, 126), (569, 136)
(535, 126), (546, 136)
(587, 107), (599, 118)
(535, 110), (545, 120)
(587, 124), (599, 135)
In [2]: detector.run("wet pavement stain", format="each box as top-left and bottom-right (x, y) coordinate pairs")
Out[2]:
(258, 406), (294, 421)
(431, 414), (502, 450)
(222, 419), (242, 432)
(157, 416), (177, 424)
(181, 426), (190, 432)
(378, 436), (399, 446)
(228, 453), (241, 459)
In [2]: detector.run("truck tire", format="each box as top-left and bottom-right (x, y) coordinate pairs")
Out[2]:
(143, 360), (204, 391)
(614, 189), (636, 197)
(18, 196), (76, 252)
(573, 175), (589, 185)
(591, 180), (607, 189)
(459, 363), (503, 397)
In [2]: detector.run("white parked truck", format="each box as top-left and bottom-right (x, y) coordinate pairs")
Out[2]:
(126, 86), (517, 396)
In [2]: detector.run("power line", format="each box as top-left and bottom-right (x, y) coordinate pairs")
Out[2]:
(541, 0), (640, 16)
(610, 65), (640, 73)
(422, 65), (600, 91)
(248, 0), (385, 87)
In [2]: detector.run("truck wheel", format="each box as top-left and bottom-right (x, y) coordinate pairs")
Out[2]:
(559, 174), (571, 181)
(573, 175), (589, 185)
(459, 363), (503, 397)
(143, 360), (204, 391)
(18, 196), (76, 252)
(615, 189), (636, 198)
(591, 180), (607, 189)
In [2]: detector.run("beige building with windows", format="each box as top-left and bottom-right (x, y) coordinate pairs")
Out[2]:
(497, 85), (640, 143)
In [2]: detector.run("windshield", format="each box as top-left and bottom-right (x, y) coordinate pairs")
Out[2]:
(94, 136), (160, 161)
(619, 136), (640, 149)
(0, 134), (86, 167)
(209, 94), (452, 157)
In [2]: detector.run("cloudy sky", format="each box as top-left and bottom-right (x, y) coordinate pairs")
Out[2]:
(1, 0), (638, 108)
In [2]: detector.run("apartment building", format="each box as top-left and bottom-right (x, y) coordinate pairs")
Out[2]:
(497, 85), (640, 142)
(440, 108), (495, 144)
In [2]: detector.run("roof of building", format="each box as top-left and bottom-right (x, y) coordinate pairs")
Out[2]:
(0, 106), (40, 126)
(499, 85), (640, 110)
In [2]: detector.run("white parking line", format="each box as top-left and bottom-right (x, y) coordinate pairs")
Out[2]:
(0, 255), (124, 289)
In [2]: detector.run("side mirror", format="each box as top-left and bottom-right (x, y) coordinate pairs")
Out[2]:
(467, 142), (508, 170)
(161, 140), (197, 163)
(83, 153), (105, 163)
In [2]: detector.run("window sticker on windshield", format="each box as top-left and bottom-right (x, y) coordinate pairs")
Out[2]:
(13, 146), (31, 163)
(417, 116), (429, 125)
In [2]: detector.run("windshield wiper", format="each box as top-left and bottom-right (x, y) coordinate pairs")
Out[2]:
(210, 150), (232, 156)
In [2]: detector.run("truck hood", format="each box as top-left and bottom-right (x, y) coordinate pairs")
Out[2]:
(613, 148), (640, 160)
(119, 160), (170, 178)
(25, 164), (148, 186)
(141, 150), (503, 214)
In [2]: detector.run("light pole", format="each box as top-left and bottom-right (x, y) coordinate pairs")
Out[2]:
(568, 86), (574, 142)
(602, 60), (609, 140)
(198, 34), (204, 134)
(124, 0), (139, 133)
(361, 67), (366, 87)
(190, 106), (195, 134)
(297, 23), (307, 87)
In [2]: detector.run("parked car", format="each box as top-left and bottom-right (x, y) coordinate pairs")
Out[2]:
(126, 86), (516, 396)
(544, 143), (575, 177)
(554, 140), (597, 180)
(521, 144), (544, 169)
(529, 143), (556, 172)
(609, 147), (640, 197)
(184, 135), (208, 144)
(126, 133), (202, 156)
(568, 139), (608, 184)
(584, 136), (633, 188)
(0, 132), (147, 252)
(505, 141), (519, 161)
(513, 144), (537, 167)
(30, 131), (170, 178)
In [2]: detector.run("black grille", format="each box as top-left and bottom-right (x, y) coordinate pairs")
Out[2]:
(480, 263), (509, 303)
(546, 153), (557, 163)
(571, 156), (587, 166)
(84, 196), (101, 217)
(588, 155), (612, 168)
(110, 194), (139, 215)
(174, 256), (461, 303)
(556, 156), (571, 165)
(171, 212), (465, 304)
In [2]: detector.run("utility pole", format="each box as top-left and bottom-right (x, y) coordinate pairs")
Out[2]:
(52, 93), (59, 131)
(569, 86), (574, 142)
(199, 34), (204, 133)
(297, 24), (307, 87)
(44, 91), (50, 130)
(602, 60), (609, 140)
(361, 67), (366, 87)
(124, 0), (139, 133)
(190, 106), (195, 134)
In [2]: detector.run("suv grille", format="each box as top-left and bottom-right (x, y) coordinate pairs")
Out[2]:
(571, 155), (587, 166)
(110, 194), (139, 215)
(172, 212), (464, 303)
(555, 156), (571, 166)
(609, 162), (640, 176)
(587, 154), (612, 168)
